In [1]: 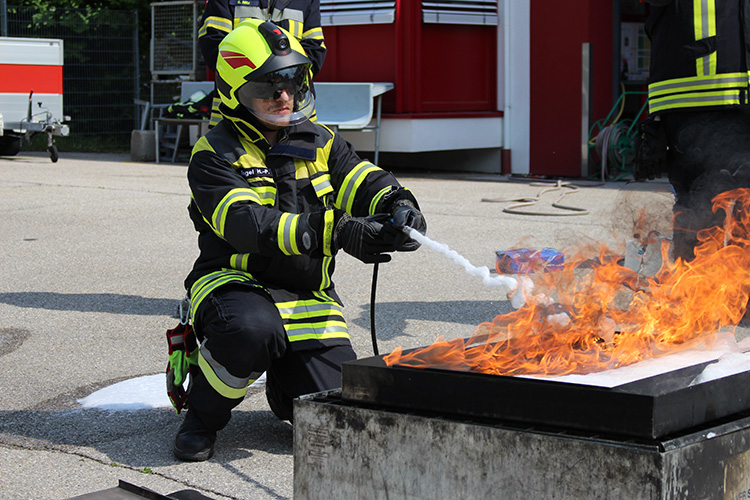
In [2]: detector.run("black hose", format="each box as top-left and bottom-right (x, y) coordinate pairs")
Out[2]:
(370, 262), (379, 355)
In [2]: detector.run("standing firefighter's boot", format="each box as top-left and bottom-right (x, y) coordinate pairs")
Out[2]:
(173, 410), (217, 461)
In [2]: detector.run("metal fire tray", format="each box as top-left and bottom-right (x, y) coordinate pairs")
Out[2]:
(66, 480), (217, 500)
(341, 350), (750, 439)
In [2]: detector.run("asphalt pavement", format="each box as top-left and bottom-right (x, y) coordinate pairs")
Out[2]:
(0, 151), (741, 499)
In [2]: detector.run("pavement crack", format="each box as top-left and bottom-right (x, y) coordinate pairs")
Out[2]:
(0, 440), (242, 500)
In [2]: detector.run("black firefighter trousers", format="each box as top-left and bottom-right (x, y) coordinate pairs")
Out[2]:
(187, 283), (356, 430)
(662, 108), (750, 261)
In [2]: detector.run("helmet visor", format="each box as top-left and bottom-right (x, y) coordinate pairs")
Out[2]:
(237, 66), (315, 126)
(238, 66), (309, 102)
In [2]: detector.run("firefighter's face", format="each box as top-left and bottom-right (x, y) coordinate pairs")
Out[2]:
(248, 89), (294, 129)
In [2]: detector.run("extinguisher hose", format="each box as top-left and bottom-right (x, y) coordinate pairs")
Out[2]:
(369, 262), (380, 355)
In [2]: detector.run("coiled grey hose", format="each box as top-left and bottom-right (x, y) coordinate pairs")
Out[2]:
(595, 124), (625, 182)
(482, 180), (590, 216)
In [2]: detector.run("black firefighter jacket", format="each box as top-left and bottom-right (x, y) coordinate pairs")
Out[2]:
(646, 0), (750, 114)
(184, 111), (403, 350)
(198, 0), (326, 76)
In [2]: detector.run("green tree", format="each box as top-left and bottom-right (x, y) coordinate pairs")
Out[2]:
(8, 0), (159, 149)
(14, 0), (150, 10)
(12, 0), (153, 73)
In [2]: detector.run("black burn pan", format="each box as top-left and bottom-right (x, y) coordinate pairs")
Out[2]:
(341, 349), (750, 439)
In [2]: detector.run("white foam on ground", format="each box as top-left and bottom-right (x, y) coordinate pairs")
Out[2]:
(78, 374), (173, 410)
(78, 372), (267, 410)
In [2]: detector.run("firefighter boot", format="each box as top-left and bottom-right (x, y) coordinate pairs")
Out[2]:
(173, 410), (217, 462)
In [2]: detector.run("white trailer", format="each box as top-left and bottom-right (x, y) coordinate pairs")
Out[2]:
(0, 36), (70, 161)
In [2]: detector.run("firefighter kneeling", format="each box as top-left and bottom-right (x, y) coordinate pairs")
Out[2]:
(173, 19), (427, 461)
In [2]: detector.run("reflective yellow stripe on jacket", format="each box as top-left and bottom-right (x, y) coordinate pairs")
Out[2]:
(369, 186), (392, 215)
(335, 161), (380, 213)
(188, 269), (261, 322)
(277, 212), (304, 255)
(287, 19), (303, 39)
(189, 271), (349, 345)
(302, 26), (324, 44)
(648, 1), (750, 114)
(276, 295), (349, 343)
(648, 73), (750, 113)
(212, 188), (262, 238)
(199, 15), (232, 37)
(694, 0), (717, 77)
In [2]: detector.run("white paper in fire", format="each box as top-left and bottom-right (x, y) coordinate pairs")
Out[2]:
(520, 331), (750, 388)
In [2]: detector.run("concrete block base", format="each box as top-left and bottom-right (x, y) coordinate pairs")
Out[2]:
(294, 391), (750, 500)
(130, 130), (156, 162)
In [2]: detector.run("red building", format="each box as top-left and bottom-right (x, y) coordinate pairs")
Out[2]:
(318, 0), (649, 177)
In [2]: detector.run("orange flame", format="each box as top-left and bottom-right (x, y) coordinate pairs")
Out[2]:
(384, 188), (750, 376)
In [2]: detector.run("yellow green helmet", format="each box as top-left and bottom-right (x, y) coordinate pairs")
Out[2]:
(215, 19), (314, 125)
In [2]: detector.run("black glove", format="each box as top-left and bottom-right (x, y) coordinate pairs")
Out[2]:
(392, 200), (426, 232)
(332, 211), (398, 264)
(378, 188), (427, 251)
(634, 115), (667, 181)
(389, 201), (425, 252)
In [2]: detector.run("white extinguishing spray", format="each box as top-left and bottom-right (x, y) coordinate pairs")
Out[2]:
(370, 226), (533, 355)
(402, 226), (532, 309)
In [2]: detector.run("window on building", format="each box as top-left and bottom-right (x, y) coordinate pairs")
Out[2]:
(320, 0), (396, 26)
(422, 0), (499, 26)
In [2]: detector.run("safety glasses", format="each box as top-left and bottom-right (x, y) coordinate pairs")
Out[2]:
(238, 66), (309, 102)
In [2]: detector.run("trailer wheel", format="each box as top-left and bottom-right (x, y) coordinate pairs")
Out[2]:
(0, 134), (22, 157)
(48, 145), (59, 163)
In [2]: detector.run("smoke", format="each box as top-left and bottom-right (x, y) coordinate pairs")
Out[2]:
(666, 109), (750, 261)
(612, 193), (672, 241)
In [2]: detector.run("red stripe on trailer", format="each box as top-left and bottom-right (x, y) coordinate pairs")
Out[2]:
(0, 64), (62, 94)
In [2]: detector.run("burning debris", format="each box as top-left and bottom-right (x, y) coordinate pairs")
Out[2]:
(385, 188), (750, 377)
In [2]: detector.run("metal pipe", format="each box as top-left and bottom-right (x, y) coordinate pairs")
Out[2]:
(134, 9), (141, 130)
(374, 94), (383, 165)
(1, 0), (7, 36)
(612, 0), (622, 106)
(581, 42), (592, 177)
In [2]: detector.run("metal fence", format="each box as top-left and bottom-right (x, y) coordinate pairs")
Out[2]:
(151, 1), (200, 77)
(6, 5), (140, 147)
(150, 0), (204, 109)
